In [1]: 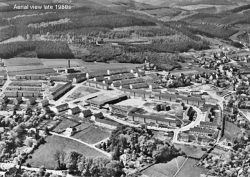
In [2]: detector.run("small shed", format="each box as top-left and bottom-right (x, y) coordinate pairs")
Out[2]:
(38, 99), (49, 107)
(26, 97), (36, 106)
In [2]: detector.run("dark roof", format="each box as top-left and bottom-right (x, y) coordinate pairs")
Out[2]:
(82, 109), (92, 116)
(94, 112), (104, 119)
(70, 107), (81, 114)
(189, 127), (213, 134)
(51, 82), (72, 96)
(56, 103), (68, 109)
(110, 104), (130, 112)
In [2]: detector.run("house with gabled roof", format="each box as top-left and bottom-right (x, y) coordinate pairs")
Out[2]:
(68, 107), (81, 115)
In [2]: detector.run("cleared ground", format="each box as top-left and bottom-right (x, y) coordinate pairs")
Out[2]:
(26, 135), (107, 169)
(65, 86), (99, 102)
(3, 58), (43, 66)
(142, 156), (186, 177)
(73, 126), (111, 144)
(40, 59), (83, 68)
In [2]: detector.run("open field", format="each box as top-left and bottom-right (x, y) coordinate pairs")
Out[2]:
(176, 158), (208, 177)
(73, 125), (111, 144)
(7, 68), (55, 76)
(142, 156), (186, 177)
(26, 135), (108, 169)
(3, 58), (43, 66)
(0, 67), (6, 76)
(52, 118), (80, 133)
(174, 144), (205, 159)
(82, 62), (142, 72)
(65, 86), (99, 102)
(223, 121), (241, 141)
(40, 59), (84, 68)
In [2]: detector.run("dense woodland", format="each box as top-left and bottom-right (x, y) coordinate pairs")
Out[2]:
(0, 41), (74, 59)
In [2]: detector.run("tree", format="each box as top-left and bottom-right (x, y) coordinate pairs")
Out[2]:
(65, 151), (82, 172)
(112, 146), (120, 160)
(54, 150), (66, 170)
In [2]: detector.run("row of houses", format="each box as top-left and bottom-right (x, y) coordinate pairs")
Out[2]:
(85, 80), (109, 90)
(4, 91), (40, 97)
(15, 74), (47, 80)
(86, 68), (133, 79)
(10, 81), (45, 87)
(6, 86), (44, 92)
(48, 82), (72, 100)
(154, 93), (205, 107)
(49, 76), (69, 82)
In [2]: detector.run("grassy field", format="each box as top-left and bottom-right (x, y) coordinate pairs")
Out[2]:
(223, 121), (241, 141)
(65, 86), (99, 102)
(73, 126), (111, 144)
(3, 58), (43, 66)
(142, 156), (186, 177)
(52, 118), (80, 133)
(7, 68), (55, 76)
(26, 135), (108, 169)
(176, 158), (208, 177)
(174, 144), (205, 159)
(40, 59), (84, 68)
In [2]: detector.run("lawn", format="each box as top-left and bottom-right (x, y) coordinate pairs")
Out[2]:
(65, 86), (99, 102)
(26, 135), (108, 169)
(176, 159), (208, 177)
(52, 118), (80, 133)
(40, 59), (83, 68)
(73, 126), (111, 144)
(3, 57), (43, 66)
(142, 156), (186, 177)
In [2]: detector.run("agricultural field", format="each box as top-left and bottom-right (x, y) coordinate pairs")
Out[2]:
(40, 59), (83, 68)
(142, 156), (186, 177)
(73, 126), (111, 144)
(7, 68), (55, 76)
(176, 158), (208, 177)
(26, 135), (108, 169)
(65, 86), (100, 102)
(3, 57), (43, 66)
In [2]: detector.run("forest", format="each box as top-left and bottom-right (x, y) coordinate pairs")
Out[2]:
(0, 41), (74, 59)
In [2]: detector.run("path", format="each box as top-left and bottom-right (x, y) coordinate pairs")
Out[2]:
(50, 132), (111, 158)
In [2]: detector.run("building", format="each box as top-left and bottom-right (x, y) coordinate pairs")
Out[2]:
(120, 89), (152, 99)
(86, 71), (108, 79)
(26, 97), (36, 106)
(127, 112), (179, 127)
(48, 82), (72, 100)
(189, 127), (213, 136)
(68, 107), (81, 115)
(92, 112), (104, 120)
(0, 95), (8, 104)
(55, 103), (69, 113)
(86, 94), (127, 108)
(85, 80), (109, 90)
(50, 76), (69, 82)
(13, 97), (22, 105)
(109, 104), (130, 116)
(72, 74), (86, 83)
(200, 121), (218, 129)
(79, 109), (92, 118)
(130, 83), (149, 89)
(4, 91), (18, 97)
(38, 99), (49, 107)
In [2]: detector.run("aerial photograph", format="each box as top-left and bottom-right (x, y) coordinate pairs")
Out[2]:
(0, 0), (250, 176)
